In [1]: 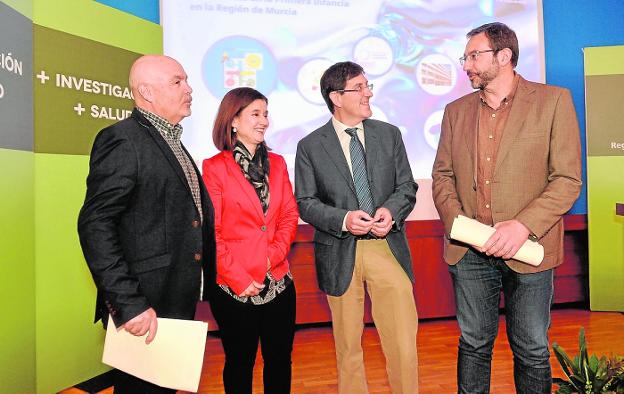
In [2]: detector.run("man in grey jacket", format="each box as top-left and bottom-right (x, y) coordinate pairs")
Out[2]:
(295, 61), (419, 393)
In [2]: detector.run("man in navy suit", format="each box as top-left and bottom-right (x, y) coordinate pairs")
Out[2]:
(78, 55), (215, 393)
(295, 61), (419, 393)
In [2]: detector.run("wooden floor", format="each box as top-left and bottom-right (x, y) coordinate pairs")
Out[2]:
(62, 307), (624, 393)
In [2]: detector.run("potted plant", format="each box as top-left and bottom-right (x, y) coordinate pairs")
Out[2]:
(553, 327), (624, 393)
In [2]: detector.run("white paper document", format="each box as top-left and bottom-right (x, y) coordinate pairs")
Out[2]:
(450, 215), (544, 266)
(103, 316), (208, 392)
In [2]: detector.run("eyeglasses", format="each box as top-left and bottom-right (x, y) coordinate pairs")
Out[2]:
(334, 83), (374, 94)
(459, 49), (497, 66)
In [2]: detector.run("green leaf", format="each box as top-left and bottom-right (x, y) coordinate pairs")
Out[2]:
(552, 327), (624, 393)
(587, 354), (599, 381)
(579, 328), (589, 370)
(553, 342), (584, 392)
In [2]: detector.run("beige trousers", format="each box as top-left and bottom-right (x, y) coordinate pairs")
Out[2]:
(327, 239), (419, 394)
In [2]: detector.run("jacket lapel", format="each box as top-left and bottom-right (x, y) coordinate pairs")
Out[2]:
(182, 144), (213, 218)
(494, 77), (534, 177)
(134, 110), (196, 200)
(362, 119), (378, 183)
(319, 120), (356, 194)
(264, 155), (280, 224)
(222, 152), (265, 219)
(462, 93), (480, 187)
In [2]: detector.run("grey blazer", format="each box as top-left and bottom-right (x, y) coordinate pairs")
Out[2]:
(295, 118), (418, 296)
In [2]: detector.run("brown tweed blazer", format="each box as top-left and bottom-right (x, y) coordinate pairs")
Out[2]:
(432, 76), (582, 273)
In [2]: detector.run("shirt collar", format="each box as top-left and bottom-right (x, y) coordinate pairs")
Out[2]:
(479, 72), (520, 110)
(137, 107), (183, 142)
(331, 117), (364, 135)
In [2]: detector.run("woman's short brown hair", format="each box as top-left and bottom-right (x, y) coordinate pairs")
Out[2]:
(212, 87), (268, 151)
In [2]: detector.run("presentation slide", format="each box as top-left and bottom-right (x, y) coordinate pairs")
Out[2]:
(163, 0), (543, 219)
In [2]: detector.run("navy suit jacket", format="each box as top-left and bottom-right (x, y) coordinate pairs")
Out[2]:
(295, 118), (418, 296)
(78, 109), (216, 327)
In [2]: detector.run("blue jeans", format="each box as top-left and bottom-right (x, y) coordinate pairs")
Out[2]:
(448, 249), (554, 394)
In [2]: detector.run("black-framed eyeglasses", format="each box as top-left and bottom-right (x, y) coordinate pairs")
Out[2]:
(459, 49), (497, 66)
(334, 83), (374, 93)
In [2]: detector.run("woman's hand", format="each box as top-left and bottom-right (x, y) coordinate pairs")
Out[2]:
(238, 280), (266, 297)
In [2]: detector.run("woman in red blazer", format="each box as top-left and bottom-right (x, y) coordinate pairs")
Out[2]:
(202, 87), (299, 394)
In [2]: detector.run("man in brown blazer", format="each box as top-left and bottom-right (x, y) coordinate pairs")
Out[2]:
(432, 22), (581, 393)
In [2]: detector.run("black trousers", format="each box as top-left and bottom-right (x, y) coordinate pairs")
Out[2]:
(113, 369), (176, 393)
(209, 281), (296, 394)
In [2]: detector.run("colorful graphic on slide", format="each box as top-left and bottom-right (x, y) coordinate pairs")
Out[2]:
(416, 54), (457, 96)
(202, 36), (278, 99)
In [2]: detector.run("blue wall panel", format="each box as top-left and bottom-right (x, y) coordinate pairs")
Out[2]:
(543, 0), (624, 214)
(95, 0), (159, 24)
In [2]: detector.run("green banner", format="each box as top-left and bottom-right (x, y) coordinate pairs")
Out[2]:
(0, 2), (36, 393)
(584, 45), (624, 312)
(0, 1), (163, 392)
(34, 24), (140, 155)
(585, 74), (624, 157)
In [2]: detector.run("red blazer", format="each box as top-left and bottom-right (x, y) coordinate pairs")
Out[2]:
(202, 150), (299, 295)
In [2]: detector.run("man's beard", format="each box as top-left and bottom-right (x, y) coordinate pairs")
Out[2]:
(471, 61), (500, 90)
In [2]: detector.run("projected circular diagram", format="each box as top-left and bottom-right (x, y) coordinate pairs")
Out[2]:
(297, 58), (333, 105)
(353, 36), (394, 77)
(201, 36), (278, 98)
(416, 53), (456, 95)
(423, 109), (443, 150)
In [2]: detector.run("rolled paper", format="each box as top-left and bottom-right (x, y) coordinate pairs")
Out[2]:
(450, 215), (544, 266)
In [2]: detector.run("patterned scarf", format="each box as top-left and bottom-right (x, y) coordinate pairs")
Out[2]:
(232, 141), (270, 214)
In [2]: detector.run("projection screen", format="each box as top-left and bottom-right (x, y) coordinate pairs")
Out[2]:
(163, 0), (544, 219)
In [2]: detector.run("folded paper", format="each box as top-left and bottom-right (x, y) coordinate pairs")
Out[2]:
(103, 316), (208, 392)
